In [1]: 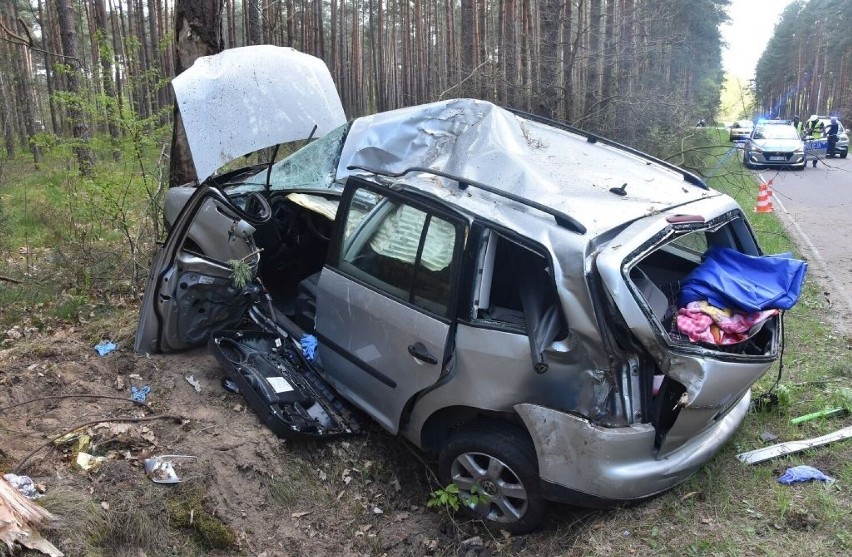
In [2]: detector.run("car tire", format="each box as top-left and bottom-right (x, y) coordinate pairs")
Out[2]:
(812, 159), (818, 167)
(438, 420), (545, 534)
(841, 151), (848, 159)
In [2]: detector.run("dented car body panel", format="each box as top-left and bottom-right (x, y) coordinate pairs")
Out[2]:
(515, 395), (751, 502)
(136, 47), (788, 530)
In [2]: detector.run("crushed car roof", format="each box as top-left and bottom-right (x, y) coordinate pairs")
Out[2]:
(339, 99), (717, 238)
(173, 47), (716, 238)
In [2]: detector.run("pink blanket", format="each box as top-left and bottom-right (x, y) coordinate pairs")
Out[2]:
(676, 301), (778, 345)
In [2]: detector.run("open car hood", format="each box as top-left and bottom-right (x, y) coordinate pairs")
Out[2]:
(172, 45), (346, 182)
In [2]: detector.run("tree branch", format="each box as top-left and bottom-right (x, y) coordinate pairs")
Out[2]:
(0, 19), (79, 62)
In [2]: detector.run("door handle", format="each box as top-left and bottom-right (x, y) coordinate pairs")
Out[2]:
(408, 342), (438, 365)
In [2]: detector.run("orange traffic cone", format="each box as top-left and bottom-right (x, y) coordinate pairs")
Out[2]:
(754, 182), (773, 213)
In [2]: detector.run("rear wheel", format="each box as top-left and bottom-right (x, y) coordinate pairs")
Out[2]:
(438, 421), (545, 534)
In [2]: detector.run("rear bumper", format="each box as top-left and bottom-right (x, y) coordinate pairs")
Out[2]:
(516, 391), (750, 505)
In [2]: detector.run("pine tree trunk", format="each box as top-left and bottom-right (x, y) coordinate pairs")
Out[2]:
(37, 0), (61, 134)
(170, 0), (224, 186)
(54, 0), (95, 175)
(583, 0), (602, 124)
(94, 0), (122, 160)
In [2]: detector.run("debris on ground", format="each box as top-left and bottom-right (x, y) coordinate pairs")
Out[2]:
(93, 340), (118, 356)
(778, 465), (835, 485)
(143, 455), (197, 484)
(792, 388), (852, 425)
(3, 474), (41, 499)
(130, 385), (151, 402)
(185, 374), (202, 393)
(737, 425), (852, 464)
(0, 475), (63, 557)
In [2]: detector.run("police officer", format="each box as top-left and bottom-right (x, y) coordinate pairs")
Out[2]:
(792, 115), (804, 137)
(826, 116), (840, 157)
(806, 115), (825, 138)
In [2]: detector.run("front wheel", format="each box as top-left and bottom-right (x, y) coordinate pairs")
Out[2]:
(841, 151), (848, 159)
(812, 159), (818, 167)
(438, 421), (545, 534)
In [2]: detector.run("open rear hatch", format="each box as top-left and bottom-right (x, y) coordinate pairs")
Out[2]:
(595, 199), (791, 455)
(209, 330), (360, 439)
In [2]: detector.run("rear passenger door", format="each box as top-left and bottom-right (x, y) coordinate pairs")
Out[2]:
(314, 178), (467, 433)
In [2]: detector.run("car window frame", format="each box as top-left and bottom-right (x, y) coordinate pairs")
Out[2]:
(458, 221), (567, 337)
(328, 176), (468, 323)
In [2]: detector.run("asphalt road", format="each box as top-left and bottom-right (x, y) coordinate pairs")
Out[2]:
(754, 154), (852, 333)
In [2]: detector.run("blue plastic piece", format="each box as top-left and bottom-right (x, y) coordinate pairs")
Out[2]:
(300, 334), (318, 362)
(679, 247), (807, 312)
(94, 340), (118, 356)
(131, 385), (151, 403)
(777, 465), (834, 485)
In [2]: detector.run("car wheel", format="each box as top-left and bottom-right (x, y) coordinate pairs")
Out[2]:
(812, 159), (818, 167)
(438, 421), (545, 534)
(841, 151), (848, 159)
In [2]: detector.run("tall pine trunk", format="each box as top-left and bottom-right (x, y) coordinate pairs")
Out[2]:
(55, 0), (95, 175)
(170, 0), (224, 186)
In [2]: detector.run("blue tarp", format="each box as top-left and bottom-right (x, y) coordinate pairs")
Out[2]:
(679, 246), (807, 312)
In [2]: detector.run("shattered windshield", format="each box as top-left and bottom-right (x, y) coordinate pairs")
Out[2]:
(229, 122), (350, 194)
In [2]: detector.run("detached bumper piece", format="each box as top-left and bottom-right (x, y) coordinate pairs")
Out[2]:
(209, 330), (360, 439)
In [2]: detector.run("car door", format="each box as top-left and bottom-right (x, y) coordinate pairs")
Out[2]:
(135, 185), (268, 353)
(314, 178), (468, 434)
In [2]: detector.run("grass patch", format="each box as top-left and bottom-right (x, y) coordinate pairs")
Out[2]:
(166, 483), (239, 552)
(0, 134), (168, 332)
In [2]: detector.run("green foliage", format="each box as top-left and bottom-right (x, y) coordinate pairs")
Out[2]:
(427, 483), (488, 514)
(0, 93), (170, 331)
(754, 0), (850, 116)
(229, 258), (254, 289)
(428, 482), (462, 512)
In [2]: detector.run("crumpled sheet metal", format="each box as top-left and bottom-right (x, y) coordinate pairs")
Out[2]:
(337, 99), (709, 238)
(172, 45), (346, 182)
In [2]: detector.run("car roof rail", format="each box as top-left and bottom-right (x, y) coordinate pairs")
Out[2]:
(505, 108), (710, 191)
(347, 165), (587, 235)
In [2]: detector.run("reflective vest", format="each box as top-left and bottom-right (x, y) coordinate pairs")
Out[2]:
(808, 120), (825, 138)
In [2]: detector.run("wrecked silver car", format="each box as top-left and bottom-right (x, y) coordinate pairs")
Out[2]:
(137, 46), (794, 533)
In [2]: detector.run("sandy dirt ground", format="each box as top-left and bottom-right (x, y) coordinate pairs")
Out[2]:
(0, 329), (491, 557)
